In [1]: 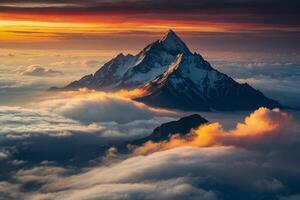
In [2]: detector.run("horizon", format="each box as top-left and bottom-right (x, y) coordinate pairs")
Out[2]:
(1, 29), (299, 107)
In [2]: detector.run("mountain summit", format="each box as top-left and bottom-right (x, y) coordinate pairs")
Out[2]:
(159, 29), (191, 55)
(64, 29), (191, 90)
(61, 30), (282, 111)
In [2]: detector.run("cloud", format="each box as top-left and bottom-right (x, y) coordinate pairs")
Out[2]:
(22, 65), (62, 76)
(0, 82), (299, 200)
(214, 61), (300, 81)
(0, 105), (173, 141)
(279, 195), (300, 200)
(0, 106), (299, 199)
(0, 106), (101, 138)
(11, 147), (234, 200)
(84, 60), (103, 68)
(97, 117), (173, 140)
(30, 146), (243, 191)
(0, 88), (176, 138)
(24, 177), (217, 200)
(40, 90), (177, 124)
(0, 99), (174, 168)
(0, 2), (81, 8)
(0, 150), (9, 160)
(0, 181), (22, 200)
(134, 107), (299, 154)
(1, 0), (299, 17)
(6, 144), (300, 200)
(253, 178), (284, 192)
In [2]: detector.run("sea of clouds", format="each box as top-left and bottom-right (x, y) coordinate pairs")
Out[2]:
(0, 88), (299, 200)
(0, 50), (300, 199)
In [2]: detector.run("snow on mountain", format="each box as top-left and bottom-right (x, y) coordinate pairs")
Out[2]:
(159, 29), (191, 55)
(65, 29), (191, 90)
(135, 53), (281, 111)
(62, 29), (282, 111)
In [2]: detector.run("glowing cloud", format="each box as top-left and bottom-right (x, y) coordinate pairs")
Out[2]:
(115, 88), (148, 99)
(134, 107), (299, 154)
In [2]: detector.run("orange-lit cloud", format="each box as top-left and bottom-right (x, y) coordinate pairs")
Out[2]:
(115, 88), (148, 99)
(134, 107), (299, 154)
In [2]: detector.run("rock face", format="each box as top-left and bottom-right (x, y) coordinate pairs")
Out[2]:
(135, 54), (281, 111)
(130, 114), (208, 145)
(62, 29), (282, 111)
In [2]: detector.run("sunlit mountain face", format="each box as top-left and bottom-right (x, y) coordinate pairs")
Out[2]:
(0, 1), (300, 200)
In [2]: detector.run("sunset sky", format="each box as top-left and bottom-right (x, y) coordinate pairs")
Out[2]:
(1, 0), (300, 52)
(1, 0), (300, 107)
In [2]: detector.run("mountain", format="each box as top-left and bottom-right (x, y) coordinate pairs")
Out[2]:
(61, 29), (282, 111)
(65, 29), (192, 90)
(130, 114), (208, 145)
(135, 53), (281, 111)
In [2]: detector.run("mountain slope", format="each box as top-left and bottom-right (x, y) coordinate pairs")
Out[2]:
(65, 29), (191, 90)
(135, 54), (281, 111)
(130, 114), (208, 145)
(114, 114), (208, 154)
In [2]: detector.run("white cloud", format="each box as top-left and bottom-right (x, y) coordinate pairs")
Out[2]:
(0, 84), (299, 200)
(38, 146), (242, 191)
(0, 89), (176, 139)
(10, 145), (297, 200)
(28, 178), (217, 200)
(84, 60), (103, 68)
(0, 106), (299, 199)
(15, 147), (228, 200)
(0, 106), (172, 140)
(39, 91), (176, 124)
(0, 150), (9, 160)
(0, 106), (102, 138)
(22, 65), (62, 76)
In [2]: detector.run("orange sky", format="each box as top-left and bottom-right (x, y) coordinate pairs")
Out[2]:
(1, 11), (300, 42)
(0, 13), (253, 43)
(0, 1), (299, 52)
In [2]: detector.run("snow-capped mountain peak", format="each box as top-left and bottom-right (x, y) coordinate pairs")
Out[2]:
(61, 30), (282, 111)
(135, 52), (282, 111)
(159, 29), (191, 55)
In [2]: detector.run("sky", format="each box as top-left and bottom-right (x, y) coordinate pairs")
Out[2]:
(0, 0), (300, 52)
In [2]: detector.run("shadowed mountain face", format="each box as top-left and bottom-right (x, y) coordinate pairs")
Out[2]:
(135, 54), (281, 111)
(130, 114), (208, 146)
(111, 114), (208, 154)
(62, 30), (282, 111)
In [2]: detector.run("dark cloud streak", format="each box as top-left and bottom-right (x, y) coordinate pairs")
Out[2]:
(0, 0), (299, 27)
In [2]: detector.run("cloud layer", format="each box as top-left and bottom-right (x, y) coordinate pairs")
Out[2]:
(0, 107), (299, 200)
(39, 90), (176, 124)
(0, 90), (176, 175)
(22, 65), (62, 76)
(135, 108), (299, 154)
